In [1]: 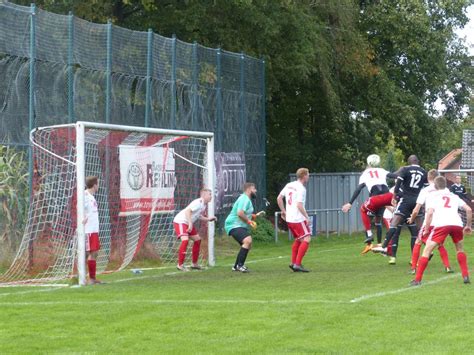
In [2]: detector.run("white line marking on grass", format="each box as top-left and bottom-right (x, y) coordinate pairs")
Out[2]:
(349, 274), (459, 303)
(0, 287), (66, 298)
(0, 299), (347, 306)
(0, 283), (69, 288)
(111, 257), (286, 284)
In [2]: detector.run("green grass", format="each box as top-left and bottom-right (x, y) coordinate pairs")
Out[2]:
(1, 232), (474, 353)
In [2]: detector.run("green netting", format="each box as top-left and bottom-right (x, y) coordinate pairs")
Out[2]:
(0, 2), (266, 213)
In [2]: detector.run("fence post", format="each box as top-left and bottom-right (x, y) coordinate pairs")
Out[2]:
(274, 212), (279, 243)
(170, 34), (177, 129)
(216, 48), (223, 151)
(192, 41), (198, 131)
(145, 28), (153, 128)
(28, 3), (36, 198)
(239, 53), (246, 152)
(260, 58), (266, 203)
(105, 20), (112, 124)
(67, 12), (74, 123)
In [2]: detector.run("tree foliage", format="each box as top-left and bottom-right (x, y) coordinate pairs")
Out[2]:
(15, 0), (473, 202)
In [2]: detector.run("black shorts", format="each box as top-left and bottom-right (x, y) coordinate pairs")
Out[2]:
(394, 196), (417, 218)
(229, 227), (250, 245)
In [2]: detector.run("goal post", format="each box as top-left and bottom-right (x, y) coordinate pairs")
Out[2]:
(1, 121), (215, 286)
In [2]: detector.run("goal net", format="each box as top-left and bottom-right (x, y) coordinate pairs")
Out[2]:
(0, 122), (215, 286)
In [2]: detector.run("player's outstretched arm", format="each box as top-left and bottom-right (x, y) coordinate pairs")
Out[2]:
(342, 183), (366, 212)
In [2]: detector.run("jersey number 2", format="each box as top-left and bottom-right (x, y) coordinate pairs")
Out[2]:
(442, 196), (452, 208)
(288, 192), (293, 205)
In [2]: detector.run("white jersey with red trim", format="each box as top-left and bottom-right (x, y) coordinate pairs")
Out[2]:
(279, 180), (307, 223)
(84, 190), (99, 233)
(416, 183), (436, 205)
(425, 189), (465, 227)
(173, 198), (206, 224)
(359, 168), (389, 192)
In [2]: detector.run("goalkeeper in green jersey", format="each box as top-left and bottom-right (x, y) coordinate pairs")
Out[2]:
(224, 182), (264, 272)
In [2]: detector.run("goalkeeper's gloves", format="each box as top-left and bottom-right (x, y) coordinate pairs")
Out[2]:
(247, 220), (257, 229)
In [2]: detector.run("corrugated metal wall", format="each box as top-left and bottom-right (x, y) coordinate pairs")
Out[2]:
(289, 172), (369, 234)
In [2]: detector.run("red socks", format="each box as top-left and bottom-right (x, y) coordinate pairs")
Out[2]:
(415, 256), (429, 282)
(192, 240), (201, 264)
(87, 259), (96, 280)
(295, 241), (309, 266)
(178, 239), (189, 266)
(438, 245), (451, 268)
(360, 205), (372, 231)
(411, 243), (421, 269)
(457, 252), (469, 278)
(291, 240), (301, 264)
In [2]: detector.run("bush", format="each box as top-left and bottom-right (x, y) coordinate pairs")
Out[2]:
(250, 216), (275, 243)
(0, 145), (29, 266)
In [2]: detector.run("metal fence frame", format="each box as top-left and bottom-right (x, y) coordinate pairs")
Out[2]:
(0, 2), (267, 209)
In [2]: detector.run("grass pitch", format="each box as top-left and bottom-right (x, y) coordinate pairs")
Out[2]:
(1, 232), (473, 353)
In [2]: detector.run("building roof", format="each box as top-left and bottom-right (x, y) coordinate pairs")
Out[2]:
(438, 149), (462, 170)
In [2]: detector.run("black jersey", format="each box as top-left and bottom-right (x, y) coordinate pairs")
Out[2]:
(450, 184), (468, 202)
(394, 165), (428, 198)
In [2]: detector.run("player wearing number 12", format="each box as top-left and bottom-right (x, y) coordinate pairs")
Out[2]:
(411, 176), (472, 285)
(277, 168), (311, 273)
(373, 155), (428, 264)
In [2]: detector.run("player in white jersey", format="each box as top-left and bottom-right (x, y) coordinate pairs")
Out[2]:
(407, 169), (452, 274)
(173, 188), (216, 271)
(277, 168), (311, 272)
(83, 176), (101, 285)
(411, 176), (472, 285)
(341, 154), (398, 253)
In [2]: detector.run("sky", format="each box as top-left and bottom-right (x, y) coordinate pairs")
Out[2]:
(456, 5), (474, 55)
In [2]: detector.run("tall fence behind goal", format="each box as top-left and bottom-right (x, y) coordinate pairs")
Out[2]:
(0, 2), (265, 276)
(1, 122), (214, 285)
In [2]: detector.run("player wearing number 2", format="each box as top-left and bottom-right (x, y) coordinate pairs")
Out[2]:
(411, 176), (472, 285)
(277, 168), (311, 272)
(341, 154), (398, 254)
(373, 155), (428, 264)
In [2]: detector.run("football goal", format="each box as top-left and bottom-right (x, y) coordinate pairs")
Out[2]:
(0, 122), (215, 286)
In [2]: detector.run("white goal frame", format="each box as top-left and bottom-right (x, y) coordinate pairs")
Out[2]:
(32, 121), (215, 287)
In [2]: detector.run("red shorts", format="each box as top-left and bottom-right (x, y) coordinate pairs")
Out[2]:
(287, 221), (311, 239)
(428, 226), (464, 245)
(86, 233), (100, 252)
(173, 222), (198, 238)
(419, 225), (434, 244)
(364, 192), (393, 214)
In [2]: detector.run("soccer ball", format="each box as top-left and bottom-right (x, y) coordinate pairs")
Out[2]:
(367, 154), (380, 167)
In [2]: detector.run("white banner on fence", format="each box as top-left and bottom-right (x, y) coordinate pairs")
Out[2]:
(119, 145), (176, 215)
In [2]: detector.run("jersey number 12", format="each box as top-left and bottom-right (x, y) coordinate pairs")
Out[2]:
(409, 174), (421, 188)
